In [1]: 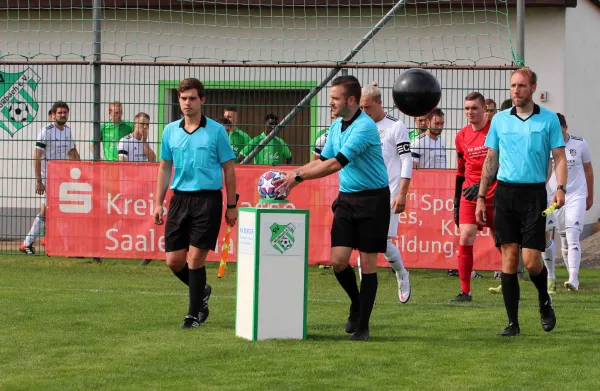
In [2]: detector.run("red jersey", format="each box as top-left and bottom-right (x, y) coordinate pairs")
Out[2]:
(455, 121), (496, 200)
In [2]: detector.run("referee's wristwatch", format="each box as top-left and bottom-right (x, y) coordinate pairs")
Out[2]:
(227, 193), (240, 209)
(294, 172), (304, 184)
(557, 185), (567, 194)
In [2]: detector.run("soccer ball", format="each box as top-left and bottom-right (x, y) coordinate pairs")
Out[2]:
(280, 237), (292, 248)
(9, 102), (30, 123)
(257, 170), (287, 200)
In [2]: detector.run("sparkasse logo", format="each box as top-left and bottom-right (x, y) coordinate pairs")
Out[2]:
(59, 168), (92, 213)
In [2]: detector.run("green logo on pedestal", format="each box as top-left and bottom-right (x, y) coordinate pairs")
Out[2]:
(270, 222), (296, 254)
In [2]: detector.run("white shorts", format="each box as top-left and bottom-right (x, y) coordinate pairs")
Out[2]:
(388, 209), (399, 237)
(555, 197), (586, 233)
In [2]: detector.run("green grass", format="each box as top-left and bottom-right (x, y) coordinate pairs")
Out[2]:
(1, 256), (599, 391)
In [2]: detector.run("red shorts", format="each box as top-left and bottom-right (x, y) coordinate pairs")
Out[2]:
(460, 198), (494, 230)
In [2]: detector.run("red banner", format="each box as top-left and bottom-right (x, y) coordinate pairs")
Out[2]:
(46, 161), (500, 270)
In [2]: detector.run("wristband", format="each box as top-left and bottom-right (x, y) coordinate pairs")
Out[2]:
(227, 204), (237, 209)
(477, 194), (486, 200)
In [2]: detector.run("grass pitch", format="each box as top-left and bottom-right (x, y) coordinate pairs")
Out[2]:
(1, 256), (599, 391)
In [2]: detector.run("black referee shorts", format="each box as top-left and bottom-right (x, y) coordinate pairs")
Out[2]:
(331, 187), (390, 254)
(165, 190), (223, 252)
(493, 181), (547, 252)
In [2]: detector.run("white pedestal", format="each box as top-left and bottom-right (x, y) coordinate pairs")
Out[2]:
(235, 206), (309, 341)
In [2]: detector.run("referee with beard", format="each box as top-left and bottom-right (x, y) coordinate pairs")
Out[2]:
(476, 67), (567, 337)
(274, 75), (390, 341)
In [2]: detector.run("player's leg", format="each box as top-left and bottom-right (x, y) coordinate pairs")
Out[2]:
(385, 211), (410, 303)
(351, 189), (390, 341)
(494, 184), (522, 336)
(164, 194), (191, 286)
(521, 186), (556, 333)
(543, 229), (556, 294)
(186, 191), (223, 326)
(330, 195), (360, 334)
(451, 224), (477, 302)
(22, 202), (47, 254)
(563, 198), (586, 290)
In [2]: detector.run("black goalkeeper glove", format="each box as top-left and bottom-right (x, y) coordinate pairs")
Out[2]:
(462, 183), (480, 201)
(453, 198), (460, 227)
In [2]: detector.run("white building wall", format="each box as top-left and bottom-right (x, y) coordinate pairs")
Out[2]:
(565, 0), (600, 227)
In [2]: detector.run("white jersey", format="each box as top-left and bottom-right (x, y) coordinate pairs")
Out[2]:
(35, 123), (75, 181)
(548, 134), (591, 201)
(376, 114), (412, 198)
(313, 132), (328, 158)
(410, 133), (447, 169)
(117, 134), (149, 162)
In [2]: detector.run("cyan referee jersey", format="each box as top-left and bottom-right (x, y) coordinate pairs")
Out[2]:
(485, 104), (564, 184)
(320, 110), (389, 193)
(160, 115), (235, 191)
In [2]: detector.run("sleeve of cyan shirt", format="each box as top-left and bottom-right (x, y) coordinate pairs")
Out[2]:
(160, 127), (173, 161)
(216, 125), (236, 163)
(548, 115), (565, 150)
(484, 116), (500, 150)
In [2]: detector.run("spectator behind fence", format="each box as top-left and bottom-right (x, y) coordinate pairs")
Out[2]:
(238, 113), (292, 165)
(223, 106), (251, 162)
(484, 99), (497, 123)
(95, 101), (134, 161)
(410, 108), (447, 169)
(117, 112), (156, 163)
(313, 110), (336, 161)
(500, 99), (513, 111)
(408, 115), (429, 142)
(21, 101), (80, 255)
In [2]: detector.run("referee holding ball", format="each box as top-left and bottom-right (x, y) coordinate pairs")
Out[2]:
(274, 75), (390, 341)
(476, 67), (567, 337)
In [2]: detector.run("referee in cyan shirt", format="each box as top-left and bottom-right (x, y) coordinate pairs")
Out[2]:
(476, 68), (567, 337)
(275, 75), (390, 341)
(153, 78), (238, 329)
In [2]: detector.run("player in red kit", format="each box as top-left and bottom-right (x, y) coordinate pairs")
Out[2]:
(450, 92), (498, 302)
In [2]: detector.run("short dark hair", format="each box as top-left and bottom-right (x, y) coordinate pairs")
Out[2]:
(134, 112), (150, 122)
(500, 99), (512, 110)
(217, 117), (232, 126)
(224, 106), (237, 113)
(556, 113), (567, 127)
(177, 78), (206, 98)
(264, 113), (279, 123)
(48, 109), (53, 115)
(427, 108), (444, 120)
(465, 92), (485, 106)
(331, 75), (362, 103)
(485, 98), (496, 107)
(51, 101), (69, 113)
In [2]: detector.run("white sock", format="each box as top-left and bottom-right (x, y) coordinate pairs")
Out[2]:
(559, 232), (569, 269)
(24, 214), (45, 247)
(566, 227), (581, 286)
(543, 239), (555, 279)
(357, 256), (362, 282)
(384, 239), (405, 275)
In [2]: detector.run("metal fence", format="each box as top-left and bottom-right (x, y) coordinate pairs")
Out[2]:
(0, 62), (517, 252)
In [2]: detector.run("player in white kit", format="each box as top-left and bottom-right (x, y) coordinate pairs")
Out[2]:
(117, 112), (156, 163)
(21, 101), (80, 254)
(359, 81), (413, 303)
(545, 113), (594, 291)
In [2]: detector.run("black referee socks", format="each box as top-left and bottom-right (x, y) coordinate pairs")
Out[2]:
(334, 265), (360, 311)
(358, 273), (378, 331)
(173, 262), (190, 286)
(529, 265), (551, 304)
(501, 272), (520, 326)
(188, 266), (207, 318)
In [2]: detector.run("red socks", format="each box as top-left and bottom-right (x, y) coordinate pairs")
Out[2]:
(458, 245), (474, 294)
